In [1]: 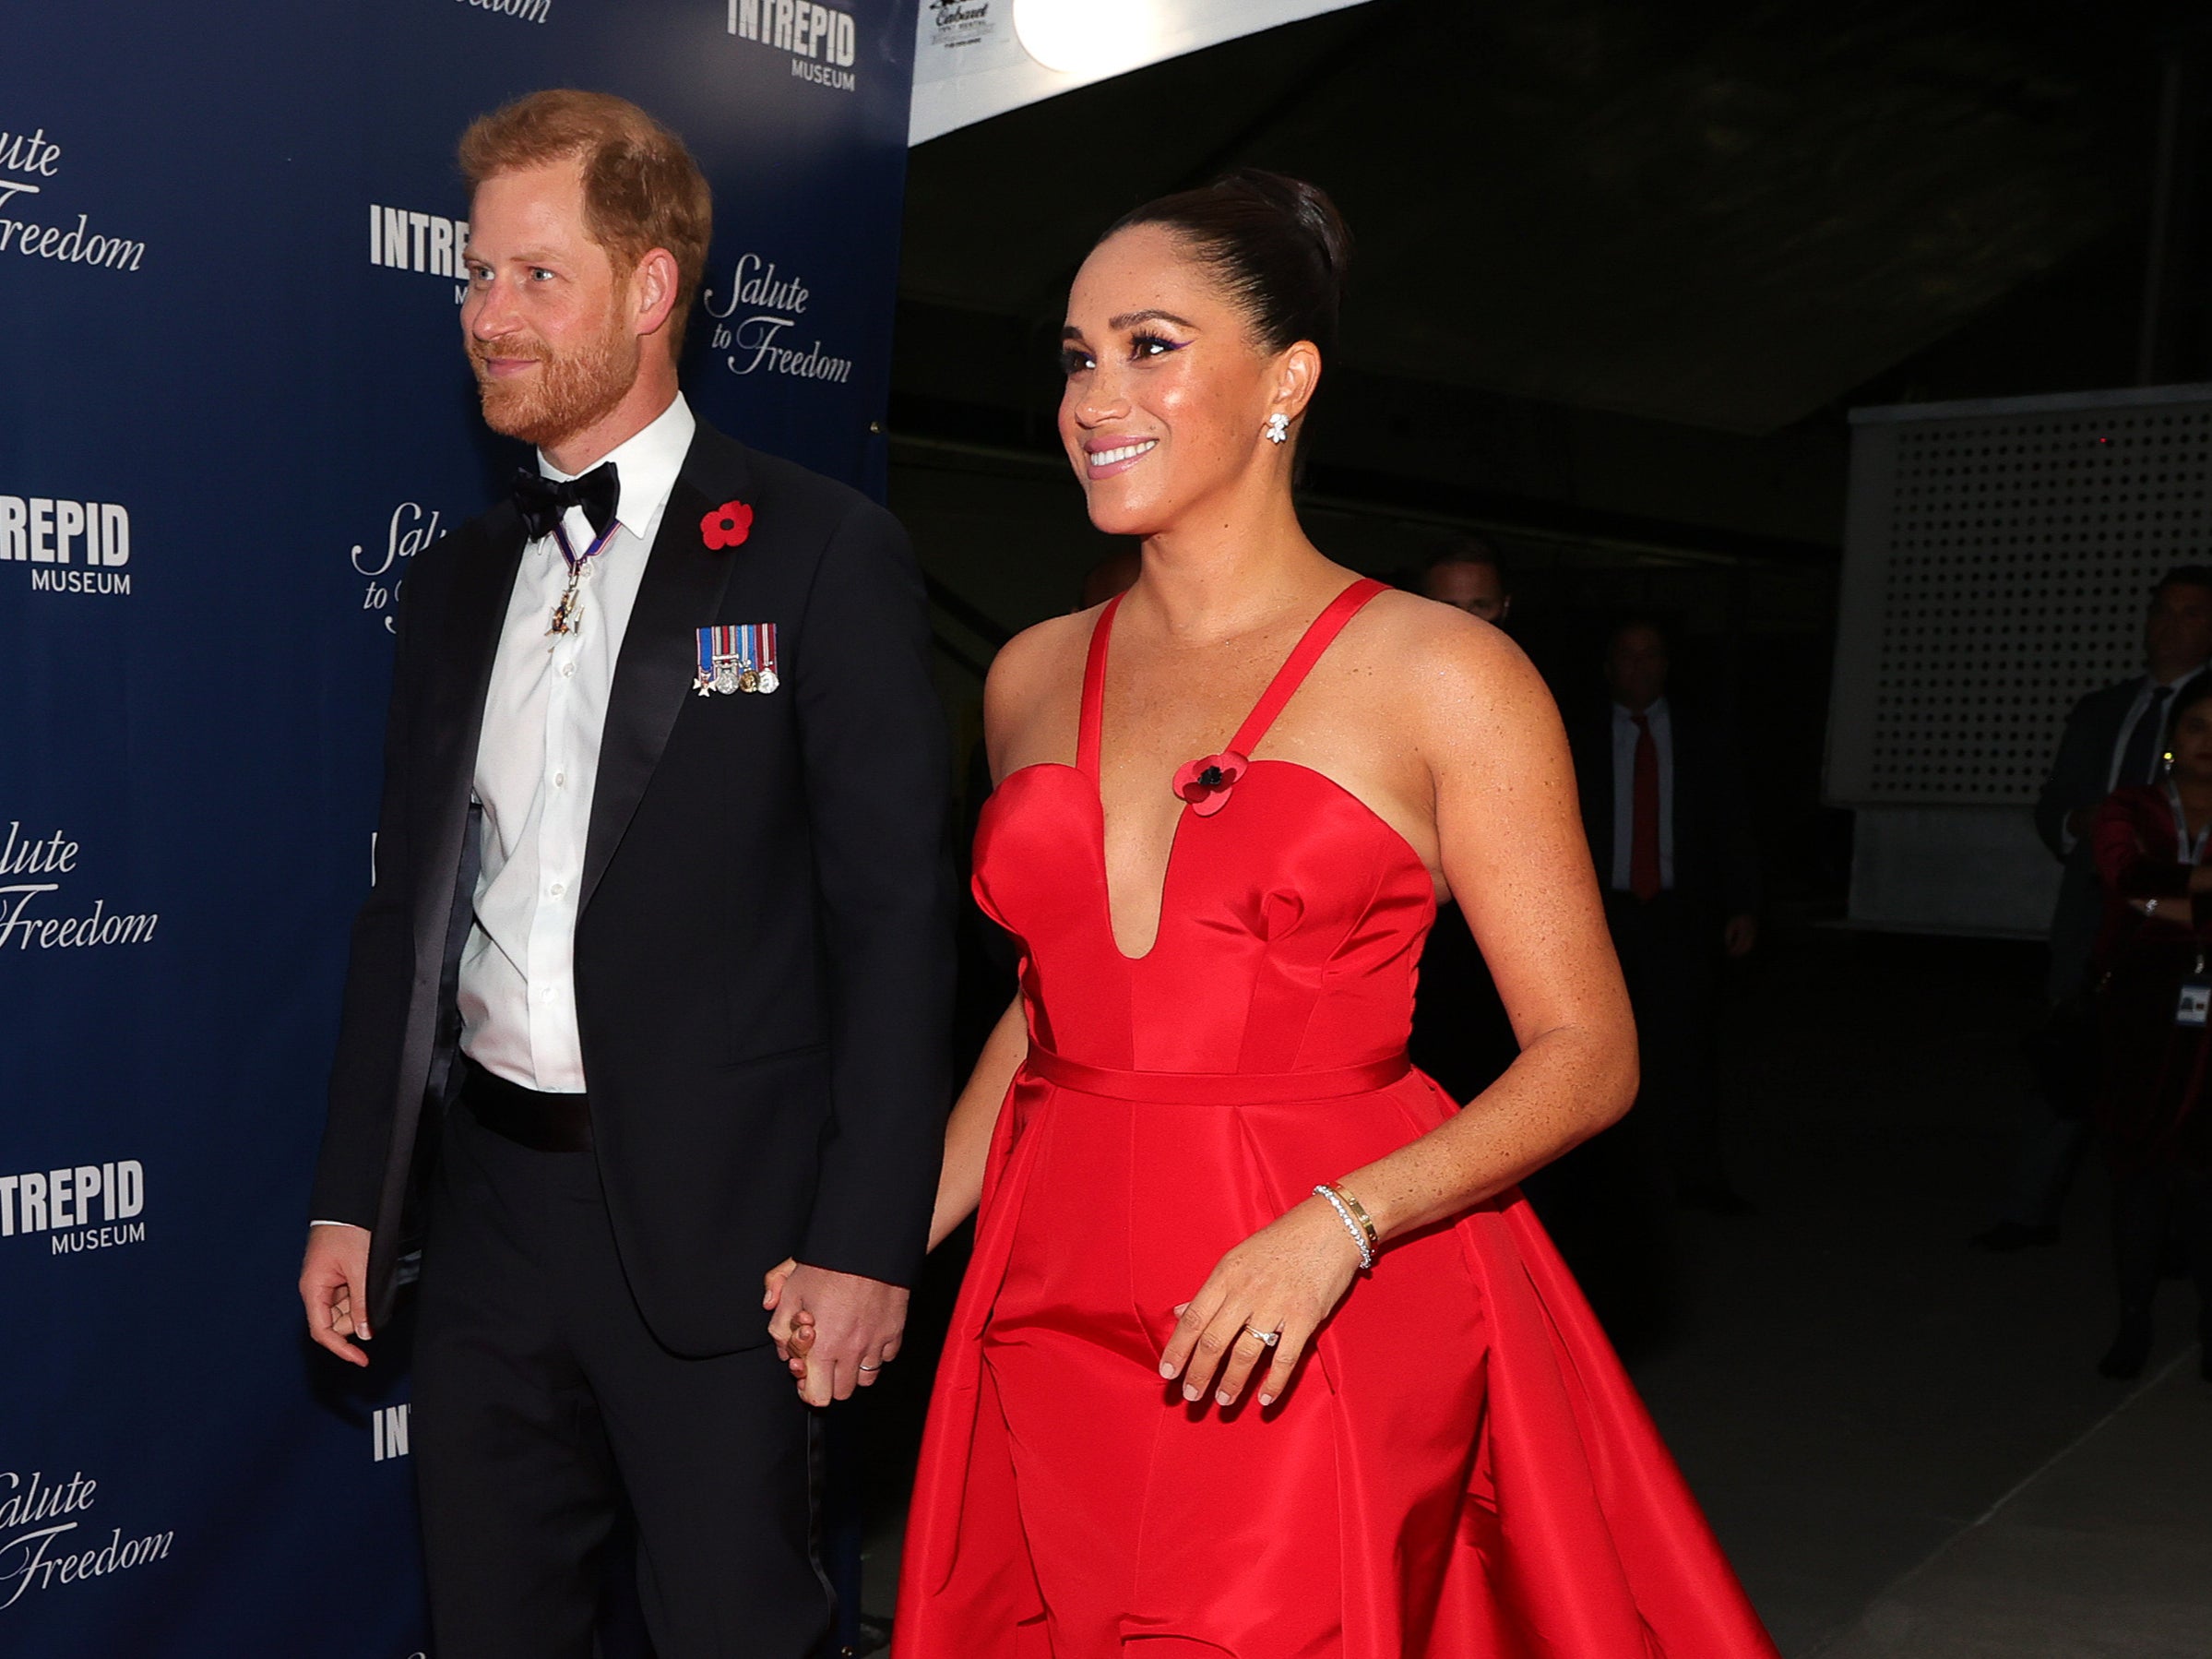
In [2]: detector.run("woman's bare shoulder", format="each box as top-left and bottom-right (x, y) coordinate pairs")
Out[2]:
(1350, 590), (1555, 732)
(982, 608), (1098, 771)
(985, 609), (1093, 705)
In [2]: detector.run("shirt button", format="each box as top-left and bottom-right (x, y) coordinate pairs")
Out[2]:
(561, 662), (577, 678)
(550, 881), (566, 897)
(553, 771), (566, 787)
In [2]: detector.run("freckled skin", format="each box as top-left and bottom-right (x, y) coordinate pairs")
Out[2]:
(848, 222), (1637, 1408)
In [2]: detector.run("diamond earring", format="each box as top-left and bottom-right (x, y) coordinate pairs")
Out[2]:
(1265, 413), (1290, 445)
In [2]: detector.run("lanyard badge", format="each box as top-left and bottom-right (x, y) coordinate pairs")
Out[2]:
(2181, 949), (2211, 1029)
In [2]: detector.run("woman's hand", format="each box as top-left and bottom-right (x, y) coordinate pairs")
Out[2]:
(1158, 1197), (1365, 1411)
(763, 1257), (815, 1378)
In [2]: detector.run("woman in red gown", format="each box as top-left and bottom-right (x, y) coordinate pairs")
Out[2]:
(785, 171), (1778, 1658)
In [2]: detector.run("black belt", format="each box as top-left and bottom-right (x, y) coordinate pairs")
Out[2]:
(460, 1059), (592, 1152)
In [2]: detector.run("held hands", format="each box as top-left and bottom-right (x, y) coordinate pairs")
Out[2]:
(299, 1223), (373, 1367)
(763, 1259), (908, 1406)
(1159, 1196), (1366, 1412)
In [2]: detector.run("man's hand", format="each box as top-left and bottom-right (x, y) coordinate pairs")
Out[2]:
(300, 1223), (373, 1367)
(1723, 913), (1758, 958)
(765, 1262), (907, 1406)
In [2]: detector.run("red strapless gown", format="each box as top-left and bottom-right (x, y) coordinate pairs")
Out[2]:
(896, 581), (1778, 1659)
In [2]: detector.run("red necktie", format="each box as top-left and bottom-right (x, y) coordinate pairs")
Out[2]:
(1630, 713), (1661, 901)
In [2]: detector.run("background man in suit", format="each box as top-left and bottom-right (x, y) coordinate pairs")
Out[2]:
(1420, 534), (1513, 624)
(1980, 567), (2212, 1249)
(296, 91), (951, 1659)
(1572, 616), (1761, 1212)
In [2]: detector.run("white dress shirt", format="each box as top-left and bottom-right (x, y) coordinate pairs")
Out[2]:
(458, 392), (696, 1092)
(1610, 697), (1675, 893)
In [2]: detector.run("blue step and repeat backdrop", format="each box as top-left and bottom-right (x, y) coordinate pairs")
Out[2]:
(1, 3), (915, 1652)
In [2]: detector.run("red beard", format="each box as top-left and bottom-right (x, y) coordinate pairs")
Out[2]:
(470, 311), (637, 451)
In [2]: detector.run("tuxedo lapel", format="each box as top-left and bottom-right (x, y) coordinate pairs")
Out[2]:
(414, 506), (527, 945)
(375, 505), (524, 1295)
(580, 434), (751, 914)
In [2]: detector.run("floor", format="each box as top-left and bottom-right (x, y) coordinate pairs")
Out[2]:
(851, 924), (2212, 1654)
(1813, 1353), (2212, 1658)
(1641, 925), (2211, 1655)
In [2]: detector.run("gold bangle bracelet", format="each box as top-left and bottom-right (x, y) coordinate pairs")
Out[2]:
(1330, 1182), (1381, 1253)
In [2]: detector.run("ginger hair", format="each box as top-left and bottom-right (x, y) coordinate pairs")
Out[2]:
(458, 89), (712, 356)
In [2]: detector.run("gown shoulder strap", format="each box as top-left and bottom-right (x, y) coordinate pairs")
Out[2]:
(1227, 578), (1389, 758)
(1076, 592), (1125, 781)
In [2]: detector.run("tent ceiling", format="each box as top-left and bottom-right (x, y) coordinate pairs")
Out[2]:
(900, 0), (2181, 437)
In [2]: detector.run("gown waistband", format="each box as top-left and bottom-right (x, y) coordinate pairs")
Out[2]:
(1022, 1046), (1410, 1104)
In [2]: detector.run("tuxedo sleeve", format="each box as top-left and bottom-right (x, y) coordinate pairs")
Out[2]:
(308, 563), (428, 1229)
(791, 501), (955, 1287)
(2036, 694), (2108, 860)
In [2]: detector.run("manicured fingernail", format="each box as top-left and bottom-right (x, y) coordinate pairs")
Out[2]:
(1160, 1361), (1177, 1379)
(1217, 1390), (1232, 1405)
(1257, 1394), (1275, 1407)
(1183, 1383), (1201, 1402)
(1173, 1303), (1189, 1317)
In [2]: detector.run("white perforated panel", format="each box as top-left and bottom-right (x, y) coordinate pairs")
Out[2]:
(1830, 387), (2212, 808)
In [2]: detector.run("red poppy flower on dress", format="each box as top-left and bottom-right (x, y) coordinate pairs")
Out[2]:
(701, 499), (754, 550)
(1172, 749), (1250, 817)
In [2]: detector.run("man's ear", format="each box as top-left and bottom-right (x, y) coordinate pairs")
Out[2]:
(633, 246), (681, 340)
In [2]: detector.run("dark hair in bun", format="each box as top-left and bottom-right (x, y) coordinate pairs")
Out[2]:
(1104, 169), (1352, 364)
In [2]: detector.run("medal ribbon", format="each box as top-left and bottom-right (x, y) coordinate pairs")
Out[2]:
(695, 625), (778, 689)
(550, 517), (620, 578)
(545, 514), (621, 635)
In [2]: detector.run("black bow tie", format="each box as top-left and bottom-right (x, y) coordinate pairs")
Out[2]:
(512, 462), (620, 545)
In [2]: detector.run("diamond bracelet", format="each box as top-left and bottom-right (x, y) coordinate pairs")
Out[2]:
(1314, 1183), (1377, 1271)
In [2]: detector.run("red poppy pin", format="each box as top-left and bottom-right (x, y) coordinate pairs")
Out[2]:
(701, 499), (754, 551)
(1172, 749), (1250, 817)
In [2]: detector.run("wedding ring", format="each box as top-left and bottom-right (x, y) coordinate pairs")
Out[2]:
(857, 1359), (882, 1372)
(1243, 1326), (1280, 1347)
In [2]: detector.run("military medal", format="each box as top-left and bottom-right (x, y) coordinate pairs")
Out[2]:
(754, 623), (779, 693)
(546, 518), (619, 637)
(694, 624), (780, 695)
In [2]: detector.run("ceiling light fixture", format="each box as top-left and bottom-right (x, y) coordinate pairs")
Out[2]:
(1011, 0), (1167, 78)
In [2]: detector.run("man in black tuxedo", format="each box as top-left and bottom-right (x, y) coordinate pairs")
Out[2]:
(297, 91), (951, 1658)
(1978, 567), (2212, 1248)
(1571, 617), (1760, 1211)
